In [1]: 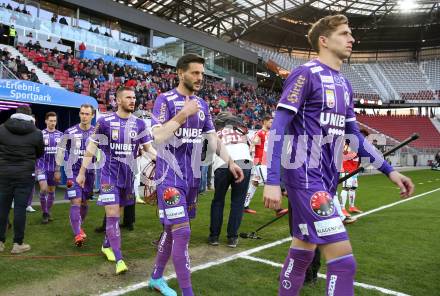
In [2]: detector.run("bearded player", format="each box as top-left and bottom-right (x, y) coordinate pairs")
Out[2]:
(37, 112), (63, 224)
(77, 87), (156, 275)
(148, 53), (243, 296)
(55, 104), (95, 247)
(263, 15), (414, 295)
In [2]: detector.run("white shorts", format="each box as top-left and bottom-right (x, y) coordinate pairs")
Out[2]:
(341, 173), (358, 188)
(251, 165), (267, 184)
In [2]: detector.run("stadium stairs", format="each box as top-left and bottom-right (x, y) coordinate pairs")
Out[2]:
(0, 44), (61, 88)
(357, 115), (440, 149)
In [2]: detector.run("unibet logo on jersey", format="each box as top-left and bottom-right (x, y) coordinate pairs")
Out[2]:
(174, 128), (203, 143)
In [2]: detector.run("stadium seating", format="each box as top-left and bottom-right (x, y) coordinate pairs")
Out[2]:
(377, 61), (436, 101)
(357, 114), (440, 149)
(421, 59), (440, 98)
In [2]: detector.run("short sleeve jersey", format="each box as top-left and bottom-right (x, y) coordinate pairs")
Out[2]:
(151, 88), (215, 189)
(92, 113), (152, 188)
(37, 129), (63, 172)
(62, 124), (95, 175)
(254, 129), (268, 165)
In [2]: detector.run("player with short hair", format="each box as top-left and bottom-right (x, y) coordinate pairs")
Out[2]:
(56, 104), (95, 247)
(37, 112), (63, 224)
(148, 53), (244, 296)
(263, 15), (414, 295)
(77, 87), (156, 275)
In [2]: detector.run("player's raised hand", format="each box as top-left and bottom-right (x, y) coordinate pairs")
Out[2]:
(182, 96), (200, 117)
(263, 185), (282, 210)
(76, 173), (86, 189)
(388, 171), (414, 198)
(229, 161), (244, 183)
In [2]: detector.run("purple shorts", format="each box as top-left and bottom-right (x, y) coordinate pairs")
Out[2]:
(96, 183), (135, 207)
(157, 185), (198, 226)
(286, 185), (349, 245)
(36, 171), (57, 186)
(64, 173), (95, 201)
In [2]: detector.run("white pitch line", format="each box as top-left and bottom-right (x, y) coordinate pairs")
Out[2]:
(100, 238), (292, 296)
(242, 255), (411, 296)
(101, 187), (440, 296)
(354, 187), (440, 219)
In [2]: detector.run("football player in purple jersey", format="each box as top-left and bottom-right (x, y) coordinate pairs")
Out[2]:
(55, 104), (95, 247)
(263, 15), (414, 296)
(36, 112), (63, 224)
(77, 87), (156, 275)
(148, 53), (244, 296)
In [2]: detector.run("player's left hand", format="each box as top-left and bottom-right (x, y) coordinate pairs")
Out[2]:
(388, 171), (414, 198)
(229, 161), (244, 183)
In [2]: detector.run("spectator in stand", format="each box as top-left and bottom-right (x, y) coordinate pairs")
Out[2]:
(79, 42), (86, 51)
(29, 69), (39, 83)
(33, 41), (41, 51)
(51, 14), (57, 23)
(88, 27), (93, 32)
(26, 32), (33, 38)
(73, 78), (83, 93)
(93, 27), (99, 34)
(25, 39), (33, 49)
(59, 16), (68, 26)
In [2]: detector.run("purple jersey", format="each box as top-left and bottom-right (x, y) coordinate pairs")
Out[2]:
(62, 124), (95, 175)
(37, 129), (63, 173)
(92, 113), (152, 189)
(278, 59), (355, 193)
(151, 89), (215, 189)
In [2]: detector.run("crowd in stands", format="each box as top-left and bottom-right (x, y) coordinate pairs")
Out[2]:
(16, 43), (277, 129)
(0, 47), (39, 82)
(2, 2), (31, 15)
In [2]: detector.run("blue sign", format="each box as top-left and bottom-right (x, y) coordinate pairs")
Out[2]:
(80, 50), (152, 73)
(0, 80), (98, 108)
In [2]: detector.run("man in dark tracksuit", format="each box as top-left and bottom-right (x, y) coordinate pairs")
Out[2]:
(0, 106), (44, 254)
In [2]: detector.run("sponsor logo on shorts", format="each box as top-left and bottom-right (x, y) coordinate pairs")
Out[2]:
(163, 187), (181, 206)
(310, 191), (335, 217)
(328, 275), (338, 296)
(98, 194), (116, 203)
(314, 217), (345, 237)
(37, 174), (46, 181)
(101, 184), (114, 193)
(282, 280), (292, 290)
(299, 224), (309, 236)
(158, 209), (164, 218)
(284, 258), (294, 278)
(165, 206), (185, 220)
(67, 190), (76, 198)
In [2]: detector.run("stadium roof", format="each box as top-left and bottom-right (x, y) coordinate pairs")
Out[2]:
(123, 0), (440, 51)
